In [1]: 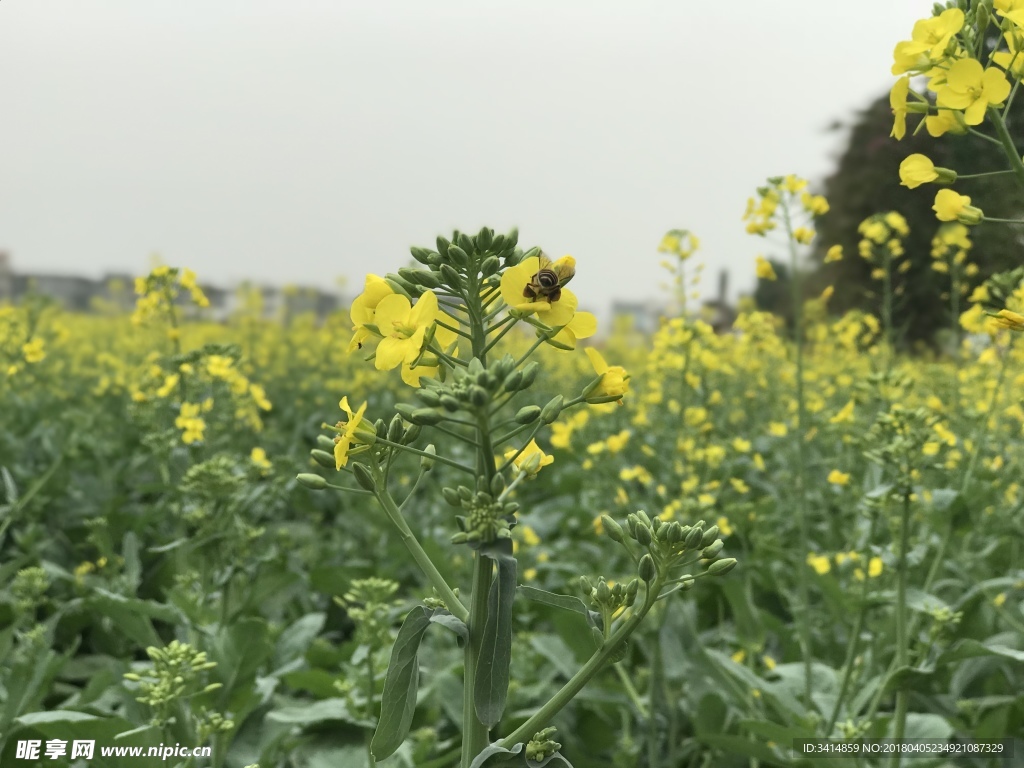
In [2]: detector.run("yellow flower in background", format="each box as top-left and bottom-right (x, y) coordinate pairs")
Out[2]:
(716, 516), (734, 536)
(807, 553), (831, 575)
(854, 557), (884, 581)
(250, 447), (272, 472)
(830, 399), (855, 424)
(372, 291), (438, 371)
(827, 469), (850, 486)
(824, 245), (843, 263)
(175, 403), (206, 444)
(22, 338), (46, 363)
(755, 257), (777, 281)
(793, 227), (815, 245)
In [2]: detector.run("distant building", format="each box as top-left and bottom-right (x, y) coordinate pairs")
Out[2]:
(700, 269), (737, 333)
(0, 254), (345, 322)
(610, 300), (666, 335)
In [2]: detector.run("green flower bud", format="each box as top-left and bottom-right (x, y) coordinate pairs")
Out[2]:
(411, 246), (436, 265)
(591, 625), (605, 649)
(447, 244), (470, 268)
(297, 473), (327, 491)
(415, 389), (442, 407)
(316, 434), (335, 451)
(666, 522), (683, 544)
(411, 408), (444, 426)
(436, 235), (451, 255)
(520, 361), (540, 389)
(579, 575), (593, 594)
(387, 414), (405, 443)
(625, 579), (640, 606)
(638, 554), (657, 582)
(476, 370), (495, 390)
(502, 370), (524, 392)
(480, 254), (500, 276)
(706, 558), (738, 576)
(457, 232), (474, 255)
(540, 395), (563, 424)
(491, 233), (506, 252)
(385, 275), (415, 298)
(420, 444), (436, 472)
(683, 525), (704, 550)
(439, 263), (462, 287)
(310, 449), (335, 469)
(403, 424), (422, 444)
(457, 485), (474, 501)
(601, 515), (624, 543)
(440, 395), (462, 412)
(476, 226), (493, 250)
(394, 403), (418, 422)
(351, 462), (376, 492)
(700, 525), (720, 549)
(442, 487), (462, 506)
(451, 531), (469, 545)
(374, 418), (388, 439)
(634, 524), (653, 547)
(636, 510), (652, 527)
(469, 385), (489, 407)
(596, 580), (611, 603)
(490, 472), (506, 496)
(515, 405), (542, 424)
(701, 540), (724, 559)
(505, 227), (519, 250)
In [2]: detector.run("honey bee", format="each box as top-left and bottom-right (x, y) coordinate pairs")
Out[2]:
(524, 252), (576, 303)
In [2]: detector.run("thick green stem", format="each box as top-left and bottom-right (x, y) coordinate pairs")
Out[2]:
(461, 550), (493, 767)
(781, 195), (813, 706)
(375, 489), (468, 623)
(498, 576), (664, 749)
(989, 108), (1024, 191)
(888, 491), (912, 767)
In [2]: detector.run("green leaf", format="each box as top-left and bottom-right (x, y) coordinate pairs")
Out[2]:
(267, 697), (374, 729)
(429, 611), (468, 644)
(517, 585), (601, 630)
(272, 612), (325, 671)
(2, 712), (161, 768)
(475, 555), (517, 728)
(371, 606), (433, 760)
(938, 638), (1024, 664)
(87, 590), (182, 648)
(1, 466), (17, 504)
(122, 533), (142, 592)
(209, 617), (274, 714)
(529, 633), (577, 679)
(469, 743), (523, 768)
(696, 735), (789, 766)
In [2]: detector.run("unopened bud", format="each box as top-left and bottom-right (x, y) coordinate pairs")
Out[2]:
(706, 558), (738, 576)
(316, 434), (335, 451)
(540, 395), (563, 424)
(420, 444), (436, 471)
(520, 361), (540, 388)
(411, 246), (435, 265)
(601, 515), (624, 543)
(480, 255), (500, 276)
(503, 370), (524, 392)
(701, 540), (724, 559)
(684, 525), (704, 550)
(310, 449), (335, 469)
(490, 473), (506, 496)
(578, 576), (594, 594)
(442, 487), (462, 506)
(634, 524), (653, 547)
(297, 473), (327, 491)
(447, 245), (470, 268)
(411, 408), (444, 425)
(638, 554), (657, 582)
(700, 525), (720, 549)
(387, 414), (405, 443)
(351, 462), (376, 492)
(596, 580), (611, 603)
(515, 405), (541, 424)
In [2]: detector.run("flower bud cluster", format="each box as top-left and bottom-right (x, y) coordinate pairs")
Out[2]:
(397, 226), (524, 298)
(525, 727), (562, 762)
(579, 575), (640, 614)
(339, 577), (400, 649)
(396, 355), (537, 424)
(123, 640), (221, 725)
(446, 475), (520, 546)
(612, 511), (737, 582)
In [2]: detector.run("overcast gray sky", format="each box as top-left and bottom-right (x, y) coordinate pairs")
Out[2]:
(1, 0), (925, 315)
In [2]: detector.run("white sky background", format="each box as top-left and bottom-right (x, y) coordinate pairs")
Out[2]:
(1, 0), (926, 316)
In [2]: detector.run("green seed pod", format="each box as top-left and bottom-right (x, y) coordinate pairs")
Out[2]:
(638, 554), (657, 583)
(684, 525), (704, 550)
(480, 255), (500, 277)
(411, 408), (444, 426)
(706, 558), (738, 576)
(476, 226), (493, 251)
(415, 389), (442, 407)
(310, 449), (335, 469)
(351, 463), (376, 491)
(387, 414), (405, 443)
(296, 473), (327, 490)
(702, 540), (724, 559)
(490, 472), (506, 496)
(469, 385), (489, 407)
(700, 525), (720, 549)
(540, 395), (563, 424)
(442, 487), (462, 506)
(316, 434), (335, 451)
(515, 405), (541, 424)
(634, 524), (653, 547)
(601, 515), (624, 543)
(410, 246), (436, 265)
(420, 444), (436, 472)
